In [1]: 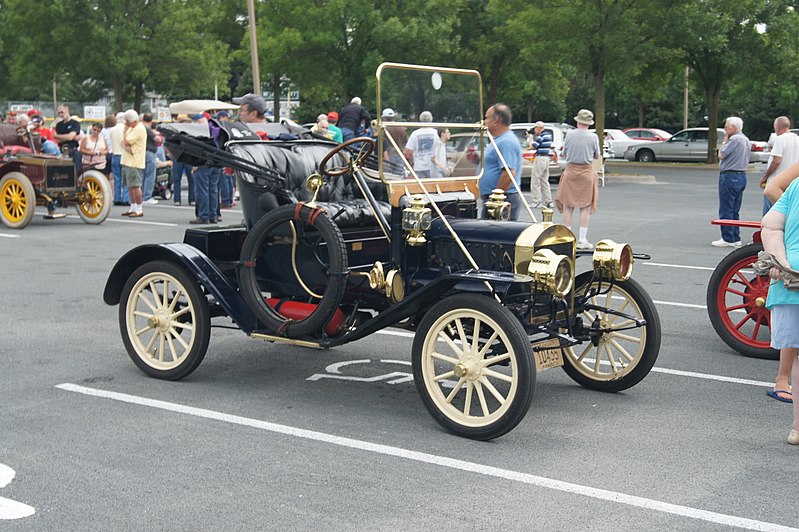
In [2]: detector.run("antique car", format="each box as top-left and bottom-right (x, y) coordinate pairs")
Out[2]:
(0, 124), (111, 229)
(103, 63), (661, 440)
(707, 219), (778, 360)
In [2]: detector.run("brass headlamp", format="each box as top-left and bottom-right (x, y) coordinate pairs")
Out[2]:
(527, 248), (573, 297)
(592, 239), (634, 281)
(402, 195), (432, 246)
(485, 188), (511, 221)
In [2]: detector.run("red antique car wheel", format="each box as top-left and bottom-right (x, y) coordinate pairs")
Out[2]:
(706, 243), (778, 360)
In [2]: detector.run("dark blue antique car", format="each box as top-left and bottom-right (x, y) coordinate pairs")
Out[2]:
(103, 63), (660, 440)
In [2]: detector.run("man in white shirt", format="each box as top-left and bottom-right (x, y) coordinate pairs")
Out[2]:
(762, 116), (799, 214)
(109, 112), (129, 205)
(404, 111), (440, 178)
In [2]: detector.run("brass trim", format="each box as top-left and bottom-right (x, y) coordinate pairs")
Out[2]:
(514, 224), (576, 274)
(250, 332), (323, 349)
(289, 220), (323, 299)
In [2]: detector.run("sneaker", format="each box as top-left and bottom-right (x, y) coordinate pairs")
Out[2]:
(577, 240), (594, 251)
(173, 202), (182, 206)
(189, 218), (209, 225)
(233, 191), (240, 200)
(530, 201), (541, 208)
(145, 198), (159, 205)
(711, 239), (742, 248)
(544, 202), (554, 208)
(789, 430), (799, 445)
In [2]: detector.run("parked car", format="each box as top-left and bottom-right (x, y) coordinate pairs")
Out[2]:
(590, 128), (649, 159)
(511, 122), (573, 178)
(623, 128), (672, 142)
(103, 63), (661, 441)
(445, 132), (535, 186)
(625, 127), (770, 163)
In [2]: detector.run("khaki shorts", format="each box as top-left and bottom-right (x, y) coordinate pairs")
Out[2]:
(122, 166), (143, 187)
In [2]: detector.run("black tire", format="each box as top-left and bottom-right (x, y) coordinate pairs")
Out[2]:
(706, 243), (778, 360)
(239, 203), (347, 338)
(412, 293), (535, 440)
(161, 188), (173, 200)
(636, 149), (655, 163)
(562, 272), (661, 392)
(119, 260), (211, 380)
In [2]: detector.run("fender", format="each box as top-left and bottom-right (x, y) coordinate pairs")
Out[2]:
(326, 269), (532, 347)
(103, 242), (258, 333)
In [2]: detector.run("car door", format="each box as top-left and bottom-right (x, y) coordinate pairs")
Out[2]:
(657, 130), (692, 161)
(688, 130), (710, 161)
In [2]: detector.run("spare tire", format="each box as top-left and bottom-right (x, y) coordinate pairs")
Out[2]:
(239, 203), (347, 338)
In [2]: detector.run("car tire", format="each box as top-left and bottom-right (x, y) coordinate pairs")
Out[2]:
(76, 170), (112, 224)
(636, 149), (655, 163)
(119, 260), (211, 380)
(561, 272), (661, 392)
(706, 243), (778, 360)
(412, 293), (535, 440)
(0, 171), (36, 229)
(239, 203), (347, 338)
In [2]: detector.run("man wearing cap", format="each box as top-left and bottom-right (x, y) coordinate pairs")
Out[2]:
(326, 111), (343, 143)
(109, 111), (130, 205)
(528, 121), (553, 208)
(233, 93), (269, 141)
(120, 109), (147, 217)
(338, 97), (371, 142)
(479, 104), (524, 220)
(30, 115), (54, 142)
(404, 110), (440, 179)
(381, 108), (407, 173)
(216, 110), (230, 122)
(555, 109), (601, 250)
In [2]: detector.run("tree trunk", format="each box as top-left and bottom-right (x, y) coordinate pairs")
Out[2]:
(134, 81), (143, 113)
(638, 102), (644, 128)
(706, 85), (721, 164)
(594, 69), (605, 142)
(272, 74), (281, 120)
(113, 75), (124, 113)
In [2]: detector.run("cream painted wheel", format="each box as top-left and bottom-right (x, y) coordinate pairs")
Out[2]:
(119, 261), (210, 380)
(0, 172), (36, 229)
(412, 294), (534, 440)
(562, 273), (660, 392)
(76, 170), (112, 224)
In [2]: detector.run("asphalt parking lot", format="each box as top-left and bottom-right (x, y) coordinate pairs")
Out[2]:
(1, 163), (797, 530)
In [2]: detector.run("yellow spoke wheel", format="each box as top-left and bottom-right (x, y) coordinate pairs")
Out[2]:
(0, 172), (36, 229)
(76, 170), (112, 224)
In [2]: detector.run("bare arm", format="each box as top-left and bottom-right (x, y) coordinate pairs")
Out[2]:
(760, 156), (782, 187)
(764, 162), (799, 203)
(761, 209), (788, 276)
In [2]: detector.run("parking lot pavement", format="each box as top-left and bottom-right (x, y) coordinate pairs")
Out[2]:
(2, 168), (798, 529)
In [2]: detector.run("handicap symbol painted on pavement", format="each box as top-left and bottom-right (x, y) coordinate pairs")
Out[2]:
(307, 359), (456, 388)
(0, 464), (35, 520)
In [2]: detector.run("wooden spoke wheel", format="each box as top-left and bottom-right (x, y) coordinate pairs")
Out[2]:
(76, 170), (112, 224)
(0, 172), (36, 229)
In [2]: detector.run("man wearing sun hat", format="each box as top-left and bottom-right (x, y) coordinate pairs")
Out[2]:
(381, 108), (407, 172)
(555, 109), (601, 250)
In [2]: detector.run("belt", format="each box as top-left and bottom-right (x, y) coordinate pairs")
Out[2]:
(721, 170), (746, 174)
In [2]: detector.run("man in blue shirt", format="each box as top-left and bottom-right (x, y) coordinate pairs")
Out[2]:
(528, 120), (553, 208)
(479, 104), (523, 220)
(713, 116), (750, 247)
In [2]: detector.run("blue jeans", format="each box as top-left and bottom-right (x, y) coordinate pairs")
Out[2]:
(172, 162), (194, 204)
(718, 171), (747, 242)
(220, 171), (234, 205)
(112, 155), (129, 203)
(142, 151), (157, 201)
(340, 127), (356, 142)
(194, 166), (219, 222)
(70, 147), (82, 175)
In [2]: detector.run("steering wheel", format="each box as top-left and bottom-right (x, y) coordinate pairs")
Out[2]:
(318, 136), (375, 177)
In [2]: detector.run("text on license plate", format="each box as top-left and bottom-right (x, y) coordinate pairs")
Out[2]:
(533, 338), (564, 370)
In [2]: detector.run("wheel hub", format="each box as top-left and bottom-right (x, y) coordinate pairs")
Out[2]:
(147, 309), (171, 332)
(454, 355), (480, 380)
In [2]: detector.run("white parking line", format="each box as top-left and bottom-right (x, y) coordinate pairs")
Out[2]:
(643, 262), (716, 271)
(0, 233), (20, 239)
(34, 211), (177, 227)
(55, 383), (797, 532)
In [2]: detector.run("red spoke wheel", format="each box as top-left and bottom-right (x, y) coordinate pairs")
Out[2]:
(706, 243), (778, 360)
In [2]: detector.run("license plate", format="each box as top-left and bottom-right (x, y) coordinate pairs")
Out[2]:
(533, 338), (564, 370)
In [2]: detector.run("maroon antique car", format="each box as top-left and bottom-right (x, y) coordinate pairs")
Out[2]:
(0, 124), (111, 228)
(707, 219), (777, 360)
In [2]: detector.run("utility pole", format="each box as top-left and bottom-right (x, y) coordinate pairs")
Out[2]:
(247, 0), (260, 95)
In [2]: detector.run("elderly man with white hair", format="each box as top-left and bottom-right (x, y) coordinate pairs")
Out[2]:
(337, 96), (371, 141)
(120, 109), (147, 218)
(713, 116), (750, 247)
(403, 110), (440, 179)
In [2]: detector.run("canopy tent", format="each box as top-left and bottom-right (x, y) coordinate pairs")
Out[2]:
(168, 99), (239, 115)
